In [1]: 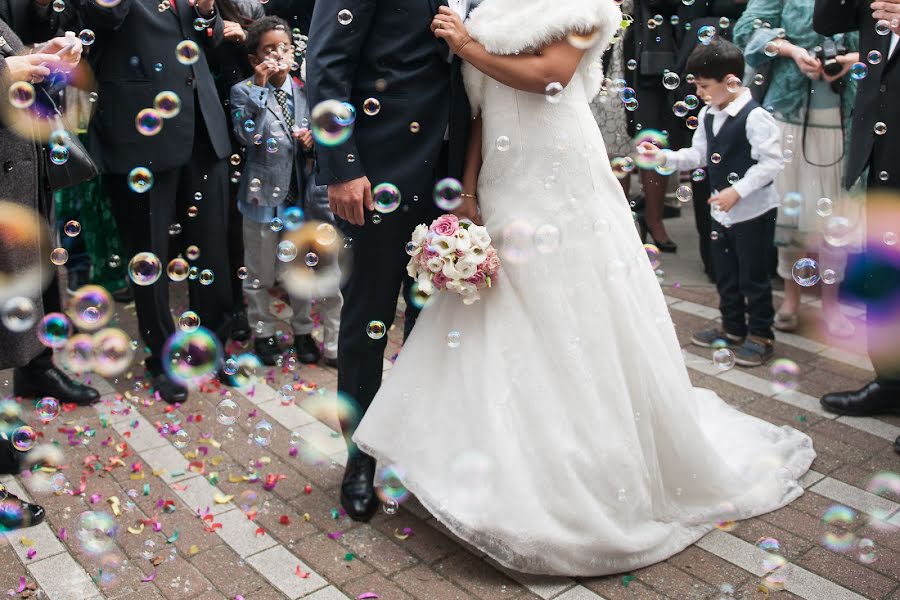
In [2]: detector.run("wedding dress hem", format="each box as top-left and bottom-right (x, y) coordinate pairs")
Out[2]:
(354, 434), (816, 576)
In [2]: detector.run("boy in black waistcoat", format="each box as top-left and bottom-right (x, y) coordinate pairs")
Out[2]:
(639, 39), (785, 367)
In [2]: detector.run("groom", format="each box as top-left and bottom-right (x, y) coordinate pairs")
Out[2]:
(306, 0), (471, 521)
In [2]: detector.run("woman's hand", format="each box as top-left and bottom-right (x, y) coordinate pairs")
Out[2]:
(823, 51), (861, 82)
(34, 34), (82, 72)
(223, 20), (247, 43)
(871, 0), (900, 30)
(2, 54), (60, 83)
(431, 5), (471, 55)
(453, 195), (481, 225)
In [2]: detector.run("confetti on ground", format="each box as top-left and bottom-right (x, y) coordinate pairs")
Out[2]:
(357, 594), (380, 600)
(295, 566), (310, 578)
(622, 575), (635, 588)
(141, 571), (157, 583)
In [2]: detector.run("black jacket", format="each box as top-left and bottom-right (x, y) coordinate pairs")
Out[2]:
(814, 0), (900, 190)
(305, 0), (469, 202)
(81, 0), (231, 174)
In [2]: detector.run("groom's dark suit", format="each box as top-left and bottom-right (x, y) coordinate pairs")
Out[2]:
(307, 0), (470, 437)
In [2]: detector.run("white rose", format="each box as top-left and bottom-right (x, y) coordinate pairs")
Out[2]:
(467, 225), (491, 249)
(432, 235), (458, 257)
(426, 256), (445, 273)
(411, 224), (428, 247)
(406, 256), (419, 279)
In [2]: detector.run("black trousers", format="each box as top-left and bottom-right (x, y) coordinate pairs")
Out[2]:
(104, 121), (232, 368)
(336, 144), (447, 445)
(711, 208), (777, 340)
(692, 177), (714, 278)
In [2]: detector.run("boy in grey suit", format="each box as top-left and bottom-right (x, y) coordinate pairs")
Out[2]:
(230, 16), (341, 367)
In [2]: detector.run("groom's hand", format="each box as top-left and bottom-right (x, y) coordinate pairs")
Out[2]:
(329, 176), (374, 226)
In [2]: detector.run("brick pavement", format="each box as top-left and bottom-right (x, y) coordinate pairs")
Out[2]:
(0, 279), (897, 600)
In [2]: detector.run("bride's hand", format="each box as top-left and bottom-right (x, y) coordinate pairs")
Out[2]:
(453, 195), (482, 225)
(431, 5), (471, 54)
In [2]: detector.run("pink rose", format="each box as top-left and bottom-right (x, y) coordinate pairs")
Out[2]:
(432, 271), (450, 289)
(430, 214), (459, 237)
(422, 245), (439, 260)
(482, 249), (501, 274)
(466, 270), (487, 287)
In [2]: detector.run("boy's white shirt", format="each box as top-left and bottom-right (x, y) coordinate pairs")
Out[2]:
(663, 88), (784, 228)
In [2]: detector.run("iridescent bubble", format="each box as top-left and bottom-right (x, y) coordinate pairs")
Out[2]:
(265, 138), (278, 154)
(79, 28), (96, 45)
(50, 145), (69, 165)
(167, 257), (189, 282)
(185, 245), (201, 261)
(153, 91), (181, 118)
(337, 8), (353, 25)
(175, 40), (200, 65)
(69, 285), (114, 331)
(172, 429), (189, 449)
(662, 71), (681, 90)
(753, 73), (766, 86)
(864, 470), (900, 498)
(821, 268), (837, 285)
(315, 222), (338, 245)
(373, 182), (401, 214)
(1, 296), (36, 332)
(697, 25), (716, 44)
(672, 101), (689, 117)
(222, 353), (261, 387)
(8, 82), (35, 109)
(92, 328), (134, 377)
(0, 499), (24, 532)
(685, 115), (699, 130)
(35, 397), (60, 423)
(727, 172), (740, 185)
(366, 320), (386, 339)
(38, 312), (72, 348)
(610, 156), (635, 179)
(675, 185), (693, 203)
(363, 97), (381, 116)
(446, 330), (461, 348)
(713, 348), (735, 370)
(277, 240), (298, 262)
(216, 396), (240, 425)
(135, 108), (163, 136)
(858, 538), (877, 564)
(876, 19), (891, 36)
(283, 206), (305, 231)
(821, 504), (857, 552)
(199, 269), (214, 285)
(874, 121), (887, 135)
(684, 94), (700, 110)
(782, 192), (802, 217)
(868, 50), (882, 64)
(375, 464), (410, 504)
(50, 247), (69, 265)
(178, 310), (200, 332)
(534, 224), (561, 254)
(60, 333), (93, 373)
(792, 258), (819, 286)
(816, 197), (833, 217)
(643, 243), (661, 270)
(310, 99), (355, 147)
(850, 62), (868, 80)
(691, 168), (706, 182)
(52, 0), (64, 11)
(501, 219), (536, 264)
(76, 511), (117, 555)
(63, 220), (81, 237)
(128, 251), (162, 285)
(127, 167), (153, 193)
(544, 81), (564, 103)
(253, 420), (274, 446)
(719, 16), (731, 28)
(269, 215), (283, 231)
(304, 251), (319, 267)
(11, 426), (36, 451)
(433, 178), (463, 211)
(884, 231), (897, 246)
(769, 358), (800, 393)
(824, 215), (853, 247)
(162, 326), (222, 387)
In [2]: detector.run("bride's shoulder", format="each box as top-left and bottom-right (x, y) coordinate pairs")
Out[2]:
(467, 0), (622, 56)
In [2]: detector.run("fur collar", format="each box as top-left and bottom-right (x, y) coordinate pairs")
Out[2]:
(463, 0), (622, 110)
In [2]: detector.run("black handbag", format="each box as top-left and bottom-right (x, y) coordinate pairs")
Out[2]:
(40, 88), (99, 191)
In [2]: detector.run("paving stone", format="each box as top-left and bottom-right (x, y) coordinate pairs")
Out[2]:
(303, 585), (353, 599)
(666, 545), (753, 590)
(26, 551), (102, 600)
(578, 575), (667, 600)
(287, 531), (374, 586)
(338, 525), (419, 576)
(633, 561), (715, 600)
(795, 546), (896, 599)
(433, 550), (526, 600)
(371, 514), (459, 564)
(213, 507), (278, 558)
(190, 544), (273, 598)
(341, 571), (415, 600)
(246, 544), (329, 599)
(392, 564), (477, 600)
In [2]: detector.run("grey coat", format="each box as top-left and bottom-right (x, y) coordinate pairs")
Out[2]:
(0, 17), (53, 369)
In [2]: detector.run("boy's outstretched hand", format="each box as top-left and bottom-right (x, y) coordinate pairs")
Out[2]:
(709, 187), (741, 212)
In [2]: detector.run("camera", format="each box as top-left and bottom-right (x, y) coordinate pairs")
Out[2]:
(812, 38), (848, 78)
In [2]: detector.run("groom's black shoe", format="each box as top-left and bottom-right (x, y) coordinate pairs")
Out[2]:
(820, 381), (900, 417)
(340, 451), (379, 522)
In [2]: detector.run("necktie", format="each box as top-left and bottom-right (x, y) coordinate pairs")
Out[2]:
(272, 88), (298, 203)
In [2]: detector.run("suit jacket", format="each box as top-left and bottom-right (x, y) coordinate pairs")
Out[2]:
(264, 0), (314, 36)
(0, 0), (76, 45)
(230, 75), (307, 208)
(305, 0), (469, 205)
(81, 0), (230, 174)
(814, 0), (900, 190)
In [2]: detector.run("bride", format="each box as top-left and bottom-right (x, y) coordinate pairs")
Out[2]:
(352, 0), (816, 576)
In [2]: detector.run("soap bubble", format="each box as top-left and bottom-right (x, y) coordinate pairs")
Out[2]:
(175, 40), (200, 65)
(373, 182), (401, 214)
(216, 396), (240, 425)
(69, 285), (113, 331)
(11, 426), (36, 451)
(1, 297), (36, 332)
(253, 420), (274, 446)
(792, 258), (820, 286)
(127, 167), (154, 193)
(38, 312), (72, 348)
(713, 348), (735, 370)
(128, 252), (162, 285)
(76, 511), (117, 555)
(434, 178), (463, 211)
(167, 257), (189, 281)
(135, 108), (163, 136)
(92, 328), (134, 376)
(161, 326), (223, 386)
(366, 320), (386, 339)
(35, 397), (60, 423)
(310, 99), (355, 147)
(153, 91), (181, 118)
(770, 358), (800, 393)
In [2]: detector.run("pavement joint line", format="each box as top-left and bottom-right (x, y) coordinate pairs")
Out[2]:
(88, 383), (331, 600)
(695, 529), (868, 600)
(0, 477), (103, 599)
(808, 476), (900, 519)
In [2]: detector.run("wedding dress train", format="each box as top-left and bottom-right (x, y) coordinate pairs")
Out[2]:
(353, 0), (816, 575)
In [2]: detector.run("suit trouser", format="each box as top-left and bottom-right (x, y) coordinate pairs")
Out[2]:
(241, 217), (341, 357)
(712, 208), (778, 340)
(104, 123), (233, 370)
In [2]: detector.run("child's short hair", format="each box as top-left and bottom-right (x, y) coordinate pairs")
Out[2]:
(245, 15), (291, 54)
(686, 39), (745, 82)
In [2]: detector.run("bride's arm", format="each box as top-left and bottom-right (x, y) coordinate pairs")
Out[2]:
(433, 6), (586, 95)
(455, 114), (483, 224)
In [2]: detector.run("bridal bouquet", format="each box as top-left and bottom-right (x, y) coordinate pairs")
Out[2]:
(405, 214), (500, 305)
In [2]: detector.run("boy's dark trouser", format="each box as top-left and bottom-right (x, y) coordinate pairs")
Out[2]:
(711, 208), (777, 340)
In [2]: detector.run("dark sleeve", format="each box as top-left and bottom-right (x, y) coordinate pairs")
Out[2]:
(305, 0), (374, 185)
(81, 0), (135, 30)
(813, 0), (861, 35)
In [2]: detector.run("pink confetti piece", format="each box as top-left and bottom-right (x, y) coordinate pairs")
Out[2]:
(89, 494), (101, 504)
(357, 594), (380, 600)
(15, 577), (25, 593)
(25, 549), (36, 560)
(58, 528), (67, 541)
(141, 571), (157, 583)
(327, 531), (343, 539)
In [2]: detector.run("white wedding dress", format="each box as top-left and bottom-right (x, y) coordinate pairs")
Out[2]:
(353, 0), (816, 576)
